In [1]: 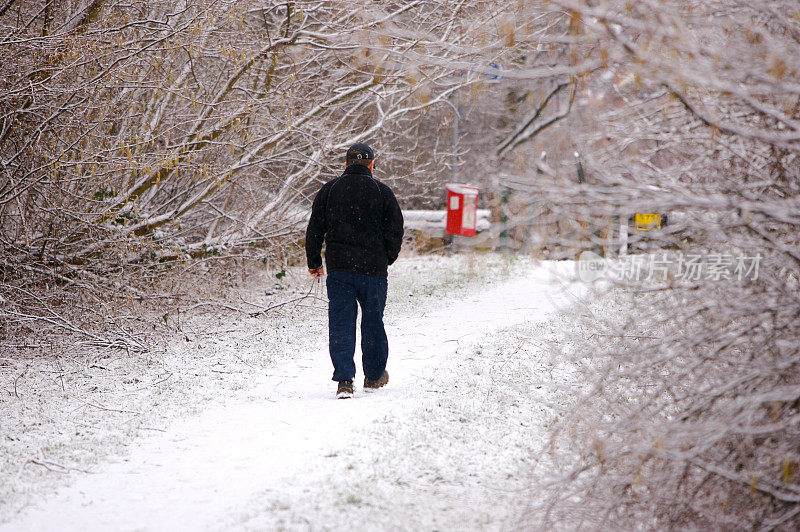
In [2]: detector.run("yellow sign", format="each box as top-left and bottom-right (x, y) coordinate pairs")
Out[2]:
(634, 213), (661, 231)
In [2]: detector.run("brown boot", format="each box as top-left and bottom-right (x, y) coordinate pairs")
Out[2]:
(336, 380), (354, 399)
(363, 371), (389, 391)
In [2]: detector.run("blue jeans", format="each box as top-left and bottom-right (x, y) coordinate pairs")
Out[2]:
(326, 270), (388, 382)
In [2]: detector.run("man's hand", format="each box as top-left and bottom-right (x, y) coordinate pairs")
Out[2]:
(309, 266), (324, 278)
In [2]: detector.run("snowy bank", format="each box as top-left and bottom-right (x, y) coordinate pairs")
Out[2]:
(1, 255), (597, 531)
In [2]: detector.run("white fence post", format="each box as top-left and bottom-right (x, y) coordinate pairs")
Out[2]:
(619, 213), (629, 257)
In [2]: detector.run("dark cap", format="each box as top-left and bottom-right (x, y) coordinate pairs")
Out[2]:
(346, 143), (374, 161)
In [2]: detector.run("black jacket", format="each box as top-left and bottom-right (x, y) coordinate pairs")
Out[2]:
(306, 164), (404, 278)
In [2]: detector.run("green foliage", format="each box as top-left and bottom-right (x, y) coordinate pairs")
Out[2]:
(93, 189), (117, 200)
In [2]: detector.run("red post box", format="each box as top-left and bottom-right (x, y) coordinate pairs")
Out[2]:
(445, 183), (479, 237)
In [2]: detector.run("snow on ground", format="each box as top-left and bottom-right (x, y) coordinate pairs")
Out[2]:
(1, 254), (595, 531)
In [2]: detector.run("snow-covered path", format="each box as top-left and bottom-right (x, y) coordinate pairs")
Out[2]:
(3, 261), (583, 531)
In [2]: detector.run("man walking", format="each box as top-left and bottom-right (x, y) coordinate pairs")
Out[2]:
(305, 143), (404, 399)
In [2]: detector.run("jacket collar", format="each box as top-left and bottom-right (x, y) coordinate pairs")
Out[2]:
(342, 163), (373, 177)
